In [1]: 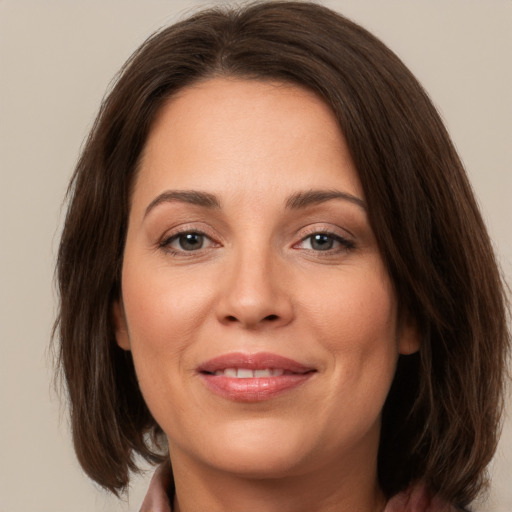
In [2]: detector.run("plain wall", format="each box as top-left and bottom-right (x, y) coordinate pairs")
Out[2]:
(0, 1), (510, 511)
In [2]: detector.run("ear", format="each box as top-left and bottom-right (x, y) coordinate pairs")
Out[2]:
(397, 313), (421, 355)
(112, 300), (131, 351)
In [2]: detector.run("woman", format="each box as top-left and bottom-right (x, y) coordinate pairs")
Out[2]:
(54, 2), (510, 511)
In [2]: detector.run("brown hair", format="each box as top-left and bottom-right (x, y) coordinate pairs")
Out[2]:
(54, 1), (510, 508)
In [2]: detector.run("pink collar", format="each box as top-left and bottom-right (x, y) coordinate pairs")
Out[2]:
(384, 484), (459, 512)
(139, 464), (458, 512)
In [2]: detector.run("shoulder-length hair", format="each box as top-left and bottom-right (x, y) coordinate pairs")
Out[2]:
(54, 1), (510, 508)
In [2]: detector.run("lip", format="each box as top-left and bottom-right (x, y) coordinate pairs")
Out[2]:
(197, 352), (316, 402)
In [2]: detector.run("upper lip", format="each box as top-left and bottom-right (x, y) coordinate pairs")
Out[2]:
(197, 352), (315, 374)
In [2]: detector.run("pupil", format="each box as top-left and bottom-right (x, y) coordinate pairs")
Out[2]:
(179, 233), (203, 251)
(311, 234), (333, 251)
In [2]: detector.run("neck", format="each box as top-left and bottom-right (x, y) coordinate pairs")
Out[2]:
(170, 444), (386, 512)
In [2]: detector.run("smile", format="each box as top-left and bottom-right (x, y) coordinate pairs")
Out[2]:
(211, 368), (290, 378)
(197, 352), (316, 402)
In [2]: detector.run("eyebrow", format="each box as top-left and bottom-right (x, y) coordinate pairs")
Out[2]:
(144, 190), (221, 217)
(144, 187), (366, 218)
(285, 189), (367, 210)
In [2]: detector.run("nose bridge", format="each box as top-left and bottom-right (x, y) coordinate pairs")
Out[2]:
(216, 237), (293, 328)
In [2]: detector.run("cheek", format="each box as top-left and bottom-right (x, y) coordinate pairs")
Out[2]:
(123, 258), (213, 341)
(120, 258), (217, 404)
(305, 263), (399, 400)
(306, 263), (397, 345)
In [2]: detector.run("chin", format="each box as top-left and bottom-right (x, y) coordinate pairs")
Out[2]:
(207, 444), (309, 480)
(174, 416), (318, 479)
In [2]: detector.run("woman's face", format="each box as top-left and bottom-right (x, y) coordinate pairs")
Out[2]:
(115, 78), (418, 482)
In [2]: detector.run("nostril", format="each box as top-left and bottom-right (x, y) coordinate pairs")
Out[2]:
(224, 314), (280, 324)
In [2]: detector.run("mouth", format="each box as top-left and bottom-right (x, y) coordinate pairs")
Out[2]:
(197, 352), (316, 402)
(208, 368), (294, 378)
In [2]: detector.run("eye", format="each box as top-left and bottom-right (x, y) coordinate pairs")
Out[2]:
(297, 232), (354, 252)
(305, 233), (335, 251)
(160, 231), (215, 253)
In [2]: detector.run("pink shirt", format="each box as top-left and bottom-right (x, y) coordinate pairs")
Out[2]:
(139, 464), (461, 512)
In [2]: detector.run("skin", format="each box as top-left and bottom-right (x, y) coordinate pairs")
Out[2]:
(114, 78), (419, 512)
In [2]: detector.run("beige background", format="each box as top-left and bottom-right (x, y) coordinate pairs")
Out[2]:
(0, 1), (510, 511)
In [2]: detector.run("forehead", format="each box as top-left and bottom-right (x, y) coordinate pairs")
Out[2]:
(133, 77), (363, 210)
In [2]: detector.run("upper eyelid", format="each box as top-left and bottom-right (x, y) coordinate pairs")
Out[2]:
(159, 224), (219, 243)
(294, 222), (355, 240)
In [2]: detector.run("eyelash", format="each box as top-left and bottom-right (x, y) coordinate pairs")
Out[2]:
(159, 228), (218, 256)
(294, 231), (355, 254)
(158, 228), (355, 256)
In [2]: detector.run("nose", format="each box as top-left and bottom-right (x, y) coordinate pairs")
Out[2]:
(215, 247), (294, 330)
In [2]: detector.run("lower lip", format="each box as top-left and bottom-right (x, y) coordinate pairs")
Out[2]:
(199, 373), (314, 402)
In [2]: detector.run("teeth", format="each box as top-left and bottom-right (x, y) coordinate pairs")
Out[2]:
(254, 369), (272, 378)
(213, 368), (285, 378)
